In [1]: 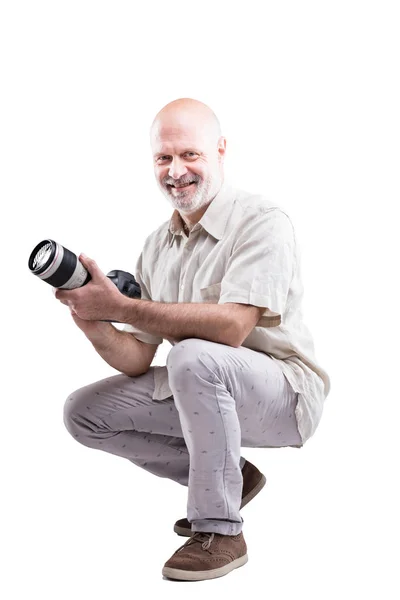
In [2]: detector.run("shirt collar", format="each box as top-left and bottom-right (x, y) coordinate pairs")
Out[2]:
(168, 181), (233, 241)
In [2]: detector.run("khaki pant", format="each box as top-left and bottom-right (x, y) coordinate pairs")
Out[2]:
(64, 338), (302, 535)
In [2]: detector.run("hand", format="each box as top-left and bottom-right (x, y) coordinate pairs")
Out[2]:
(69, 309), (113, 341)
(54, 254), (127, 321)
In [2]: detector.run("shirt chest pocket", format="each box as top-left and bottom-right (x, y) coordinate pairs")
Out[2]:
(199, 282), (222, 303)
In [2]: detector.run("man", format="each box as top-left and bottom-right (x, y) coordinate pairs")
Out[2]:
(57, 98), (330, 581)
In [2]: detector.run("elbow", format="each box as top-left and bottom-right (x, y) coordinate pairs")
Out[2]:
(225, 321), (245, 348)
(230, 340), (242, 349)
(120, 367), (149, 377)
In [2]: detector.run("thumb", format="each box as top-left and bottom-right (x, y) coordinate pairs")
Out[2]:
(79, 253), (104, 280)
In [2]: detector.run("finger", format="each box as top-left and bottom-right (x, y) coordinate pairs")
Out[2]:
(58, 298), (70, 307)
(54, 287), (76, 301)
(79, 254), (104, 281)
(54, 288), (65, 300)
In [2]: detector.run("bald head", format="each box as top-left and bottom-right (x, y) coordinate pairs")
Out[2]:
(151, 98), (221, 144)
(150, 98), (226, 219)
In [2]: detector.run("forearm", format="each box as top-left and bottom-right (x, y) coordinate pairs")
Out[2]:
(118, 299), (240, 346)
(89, 323), (152, 377)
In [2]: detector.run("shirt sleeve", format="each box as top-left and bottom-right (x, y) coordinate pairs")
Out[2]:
(218, 208), (295, 317)
(121, 250), (164, 346)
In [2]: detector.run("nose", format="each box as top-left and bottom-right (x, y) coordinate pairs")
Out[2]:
(168, 157), (188, 180)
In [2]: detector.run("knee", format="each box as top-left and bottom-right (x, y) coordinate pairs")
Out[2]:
(167, 338), (205, 369)
(63, 387), (90, 439)
(166, 338), (221, 384)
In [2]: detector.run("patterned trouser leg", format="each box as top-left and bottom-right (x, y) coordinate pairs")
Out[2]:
(63, 338), (301, 535)
(165, 339), (301, 535)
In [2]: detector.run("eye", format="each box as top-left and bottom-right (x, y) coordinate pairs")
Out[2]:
(156, 155), (171, 164)
(183, 152), (198, 160)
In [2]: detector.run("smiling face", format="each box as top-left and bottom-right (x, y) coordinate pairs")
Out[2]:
(150, 100), (226, 217)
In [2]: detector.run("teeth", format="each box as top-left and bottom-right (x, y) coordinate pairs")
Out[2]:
(168, 182), (195, 188)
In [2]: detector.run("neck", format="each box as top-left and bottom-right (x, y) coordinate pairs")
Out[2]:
(182, 219), (194, 233)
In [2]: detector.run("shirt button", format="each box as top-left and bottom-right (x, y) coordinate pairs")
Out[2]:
(180, 284), (184, 290)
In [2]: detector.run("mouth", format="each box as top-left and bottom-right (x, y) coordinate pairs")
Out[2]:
(167, 182), (196, 191)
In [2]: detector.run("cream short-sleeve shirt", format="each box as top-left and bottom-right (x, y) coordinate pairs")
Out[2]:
(122, 182), (331, 445)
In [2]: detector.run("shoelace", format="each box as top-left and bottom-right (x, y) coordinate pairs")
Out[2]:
(176, 532), (215, 553)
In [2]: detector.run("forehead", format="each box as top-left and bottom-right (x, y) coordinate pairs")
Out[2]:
(151, 116), (212, 154)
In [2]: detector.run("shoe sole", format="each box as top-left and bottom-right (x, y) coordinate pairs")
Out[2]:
(162, 553), (248, 581)
(173, 474), (267, 536)
(241, 473), (267, 509)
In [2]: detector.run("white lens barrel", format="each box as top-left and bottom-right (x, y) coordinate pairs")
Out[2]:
(28, 239), (90, 289)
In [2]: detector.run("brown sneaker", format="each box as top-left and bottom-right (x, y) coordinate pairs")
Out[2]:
(173, 459), (266, 536)
(162, 531), (248, 581)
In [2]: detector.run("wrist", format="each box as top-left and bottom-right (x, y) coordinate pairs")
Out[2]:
(83, 319), (113, 340)
(87, 322), (116, 347)
(116, 295), (140, 325)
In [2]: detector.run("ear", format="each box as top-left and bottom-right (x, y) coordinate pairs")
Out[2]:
(217, 136), (227, 162)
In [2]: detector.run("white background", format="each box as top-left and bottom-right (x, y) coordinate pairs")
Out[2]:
(1, 0), (399, 597)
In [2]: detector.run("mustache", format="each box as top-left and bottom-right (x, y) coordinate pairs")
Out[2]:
(163, 174), (201, 187)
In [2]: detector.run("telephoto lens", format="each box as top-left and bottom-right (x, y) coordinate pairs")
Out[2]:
(28, 239), (141, 322)
(29, 239), (91, 289)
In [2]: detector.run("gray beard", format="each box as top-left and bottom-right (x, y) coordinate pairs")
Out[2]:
(167, 177), (213, 213)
